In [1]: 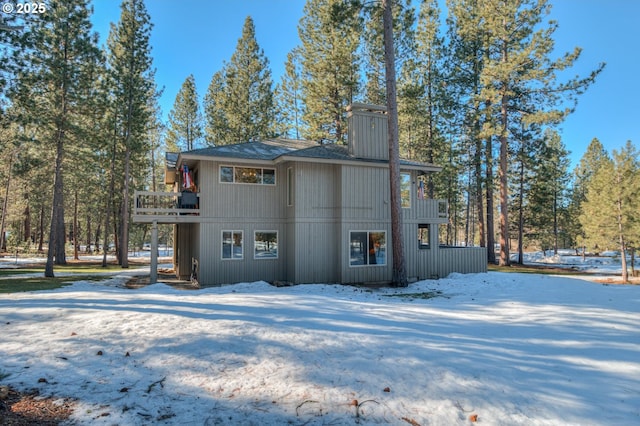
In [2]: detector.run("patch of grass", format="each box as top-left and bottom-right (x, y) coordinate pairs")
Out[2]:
(383, 290), (446, 300)
(488, 263), (583, 275)
(0, 269), (43, 276)
(0, 275), (110, 293)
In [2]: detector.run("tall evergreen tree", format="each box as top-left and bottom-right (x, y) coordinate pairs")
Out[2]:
(203, 17), (274, 145)
(203, 69), (227, 146)
(18, 0), (102, 277)
(398, 0), (447, 197)
(107, 0), (156, 268)
(383, 0), (407, 287)
(447, 0), (492, 258)
(298, 0), (361, 143)
(361, 0), (415, 106)
(580, 141), (639, 282)
(526, 129), (570, 254)
(466, 0), (603, 265)
(273, 49), (306, 139)
(166, 74), (203, 151)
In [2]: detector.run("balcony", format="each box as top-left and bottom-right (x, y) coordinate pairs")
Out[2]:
(411, 198), (448, 222)
(133, 191), (200, 223)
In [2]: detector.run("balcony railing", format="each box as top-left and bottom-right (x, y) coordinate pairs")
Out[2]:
(133, 191), (199, 223)
(413, 198), (448, 220)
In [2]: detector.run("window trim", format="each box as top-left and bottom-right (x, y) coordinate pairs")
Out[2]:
(418, 224), (431, 249)
(221, 230), (243, 260)
(287, 167), (294, 206)
(219, 165), (276, 185)
(254, 230), (278, 260)
(349, 230), (387, 267)
(401, 172), (411, 208)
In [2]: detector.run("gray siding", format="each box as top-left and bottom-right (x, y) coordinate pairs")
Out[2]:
(197, 222), (287, 285)
(289, 162), (340, 283)
(184, 157), (486, 286)
(436, 247), (488, 277)
(347, 105), (388, 160)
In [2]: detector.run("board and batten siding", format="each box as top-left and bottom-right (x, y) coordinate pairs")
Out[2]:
(288, 162), (340, 283)
(192, 161), (289, 285)
(436, 247), (487, 276)
(347, 104), (388, 161)
(197, 160), (287, 220)
(197, 222), (287, 285)
(339, 165), (390, 221)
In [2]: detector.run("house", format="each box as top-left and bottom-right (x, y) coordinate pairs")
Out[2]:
(133, 103), (487, 285)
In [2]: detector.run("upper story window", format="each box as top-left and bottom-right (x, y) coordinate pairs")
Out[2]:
(401, 173), (411, 208)
(220, 166), (276, 185)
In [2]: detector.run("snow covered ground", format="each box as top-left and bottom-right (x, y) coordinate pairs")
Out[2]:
(1, 266), (638, 425)
(515, 249), (636, 276)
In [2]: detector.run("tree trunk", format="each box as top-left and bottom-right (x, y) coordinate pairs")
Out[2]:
(45, 129), (66, 277)
(0, 150), (13, 252)
(85, 214), (91, 253)
(38, 204), (44, 252)
(120, 146), (130, 268)
(475, 137), (485, 249)
(23, 202), (31, 244)
(102, 129), (118, 267)
(498, 37), (510, 267)
(498, 121), (510, 265)
(73, 190), (79, 260)
(517, 150), (525, 265)
(485, 133), (496, 264)
(382, 0), (407, 287)
(617, 198), (628, 282)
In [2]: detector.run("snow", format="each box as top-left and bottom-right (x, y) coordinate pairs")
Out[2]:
(0, 256), (639, 425)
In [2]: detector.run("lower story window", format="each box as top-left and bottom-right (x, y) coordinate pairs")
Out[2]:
(222, 230), (243, 259)
(349, 231), (386, 266)
(255, 231), (278, 259)
(418, 224), (430, 249)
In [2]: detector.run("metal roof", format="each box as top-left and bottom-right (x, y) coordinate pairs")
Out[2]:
(178, 139), (441, 171)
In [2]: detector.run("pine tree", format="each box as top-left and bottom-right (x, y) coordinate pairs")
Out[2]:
(383, 0), (406, 287)
(447, 0), (492, 258)
(361, 0), (415, 106)
(203, 17), (274, 145)
(398, 0), (446, 197)
(203, 69), (227, 146)
(107, 0), (156, 268)
(166, 74), (203, 151)
(18, 0), (102, 277)
(298, 0), (361, 143)
(580, 141), (639, 281)
(527, 129), (570, 254)
(567, 137), (608, 251)
(466, 0), (603, 265)
(273, 49), (306, 139)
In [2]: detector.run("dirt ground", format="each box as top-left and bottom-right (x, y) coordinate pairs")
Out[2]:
(0, 386), (74, 425)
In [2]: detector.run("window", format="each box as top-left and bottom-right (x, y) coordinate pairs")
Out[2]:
(401, 173), (411, 208)
(220, 166), (234, 183)
(418, 224), (430, 249)
(236, 167), (261, 184)
(349, 231), (386, 266)
(222, 231), (243, 259)
(255, 231), (278, 259)
(219, 166), (276, 185)
(287, 167), (294, 206)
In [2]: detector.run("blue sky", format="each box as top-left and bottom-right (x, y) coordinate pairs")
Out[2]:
(90, 0), (640, 168)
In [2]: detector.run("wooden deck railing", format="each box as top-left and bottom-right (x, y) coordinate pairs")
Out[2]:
(412, 198), (448, 220)
(133, 191), (200, 223)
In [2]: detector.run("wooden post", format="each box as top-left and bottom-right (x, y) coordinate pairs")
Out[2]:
(150, 220), (158, 284)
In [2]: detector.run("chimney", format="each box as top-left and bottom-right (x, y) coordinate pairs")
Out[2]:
(346, 103), (388, 160)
